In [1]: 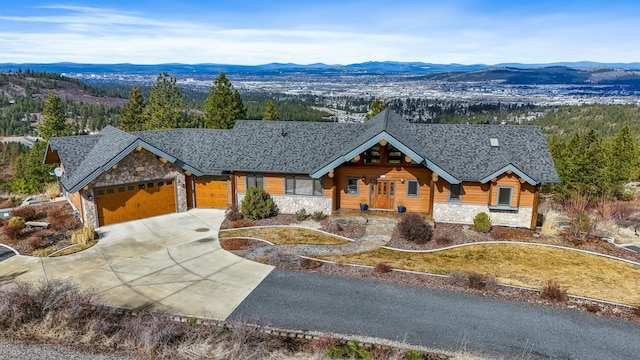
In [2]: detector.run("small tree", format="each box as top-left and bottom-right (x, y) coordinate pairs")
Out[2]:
(364, 98), (385, 121)
(241, 188), (277, 220)
(473, 212), (492, 232)
(263, 99), (279, 120)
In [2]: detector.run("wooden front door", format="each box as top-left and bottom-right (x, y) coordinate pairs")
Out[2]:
(370, 180), (394, 210)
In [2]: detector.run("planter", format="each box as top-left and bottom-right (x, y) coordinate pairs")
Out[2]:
(359, 203), (368, 211)
(397, 205), (406, 213)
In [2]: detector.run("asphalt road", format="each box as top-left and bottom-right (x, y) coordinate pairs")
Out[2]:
(229, 270), (640, 360)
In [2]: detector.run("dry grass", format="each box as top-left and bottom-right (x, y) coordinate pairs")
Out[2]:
(318, 244), (640, 305)
(220, 227), (349, 246)
(50, 240), (98, 257)
(43, 182), (61, 199)
(540, 210), (560, 236)
(70, 225), (97, 246)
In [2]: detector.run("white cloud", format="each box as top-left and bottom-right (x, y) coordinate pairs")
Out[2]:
(0, 4), (639, 64)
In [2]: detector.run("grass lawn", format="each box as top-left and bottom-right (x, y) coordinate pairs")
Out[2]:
(219, 227), (349, 245)
(320, 244), (640, 305)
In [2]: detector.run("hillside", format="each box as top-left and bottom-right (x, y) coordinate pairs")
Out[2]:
(0, 71), (127, 136)
(413, 66), (640, 85)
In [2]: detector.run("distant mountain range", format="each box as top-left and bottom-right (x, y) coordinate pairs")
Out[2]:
(1, 61), (640, 85)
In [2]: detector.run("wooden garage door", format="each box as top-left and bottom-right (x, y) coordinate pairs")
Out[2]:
(96, 179), (176, 226)
(194, 176), (228, 208)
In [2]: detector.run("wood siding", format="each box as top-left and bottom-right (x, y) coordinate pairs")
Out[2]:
(435, 173), (536, 208)
(335, 165), (431, 212)
(235, 172), (284, 194)
(68, 191), (83, 218)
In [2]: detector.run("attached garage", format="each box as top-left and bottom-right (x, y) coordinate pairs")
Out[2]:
(95, 179), (177, 226)
(193, 176), (229, 209)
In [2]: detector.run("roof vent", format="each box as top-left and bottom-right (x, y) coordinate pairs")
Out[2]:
(489, 138), (499, 147)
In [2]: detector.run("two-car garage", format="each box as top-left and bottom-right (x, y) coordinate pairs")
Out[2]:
(95, 179), (177, 226)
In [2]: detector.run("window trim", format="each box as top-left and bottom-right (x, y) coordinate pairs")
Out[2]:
(448, 183), (462, 202)
(406, 180), (419, 198)
(346, 177), (359, 195)
(496, 186), (514, 207)
(245, 173), (265, 190)
(285, 175), (324, 196)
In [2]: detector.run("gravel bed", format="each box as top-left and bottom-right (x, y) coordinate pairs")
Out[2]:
(0, 337), (140, 360)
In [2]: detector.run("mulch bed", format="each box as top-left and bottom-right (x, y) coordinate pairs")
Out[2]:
(0, 202), (81, 255)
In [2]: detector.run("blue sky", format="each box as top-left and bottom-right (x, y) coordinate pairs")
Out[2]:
(0, 1), (638, 65)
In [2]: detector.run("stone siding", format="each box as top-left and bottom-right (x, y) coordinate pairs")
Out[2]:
(82, 149), (187, 227)
(237, 193), (332, 216)
(433, 202), (533, 228)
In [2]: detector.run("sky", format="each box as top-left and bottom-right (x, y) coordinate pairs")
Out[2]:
(0, 0), (639, 65)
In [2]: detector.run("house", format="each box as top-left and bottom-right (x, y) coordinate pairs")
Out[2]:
(44, 109), (559, 229)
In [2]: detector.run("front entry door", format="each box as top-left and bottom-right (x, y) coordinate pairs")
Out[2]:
(370, 180), (394, 210)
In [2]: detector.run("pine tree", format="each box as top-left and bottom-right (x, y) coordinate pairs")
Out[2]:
(38, 91), (73, 140)
(263, 99), (279, 120)
(203, 72), (246, 129)
(145, 72), (184, 130)
(605, 125), (637, 195)
(364, 98), (386, 121)
(120, 86), (147, 132)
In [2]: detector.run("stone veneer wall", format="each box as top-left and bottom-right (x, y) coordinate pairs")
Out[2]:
(80, 149), (187, 227)
(433, 203), (533, 228)
(237, 193), (332, 215)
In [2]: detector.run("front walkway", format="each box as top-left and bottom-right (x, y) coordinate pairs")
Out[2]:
(0, 210), (274, 320)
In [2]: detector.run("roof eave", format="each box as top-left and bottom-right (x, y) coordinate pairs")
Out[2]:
(480, 164), (537, 186)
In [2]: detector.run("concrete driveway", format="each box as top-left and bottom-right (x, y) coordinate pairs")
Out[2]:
(0, 209), (273, 320)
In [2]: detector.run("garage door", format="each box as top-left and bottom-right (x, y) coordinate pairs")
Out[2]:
(96, 179), (176, 226)
(194, 176), (228, 208)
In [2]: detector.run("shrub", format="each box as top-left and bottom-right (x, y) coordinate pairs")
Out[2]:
(467, 271), (497, 290)
(26, 236), (47, 254)
(583, 303), (601, 313)
(241, 188), (277, 220)
(312, 211), (324, 221)
(299, 257), (323, 269)
(396, 213), (433, 244)
(373, 262), (392, 274)
(473, 212), (492, 233)
(447, 271), (468, 287)
(10, 205), (38, 221)
(541, 279), (568, 302)
(569, 210), (591, 238)
(436, 237), (453, 246)
(43, 182), (61, 199)
(71, 225), (97, 246)
(326, 340), (372, 360)
(225, 204), (243, 222)
(2, 216), (25, 240)
(633, 306), (640, 317)
(295, 208), (308, 221)
(49, 212), (78, 232)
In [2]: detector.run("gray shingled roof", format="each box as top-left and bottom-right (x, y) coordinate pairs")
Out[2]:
(46, 109), (559, 192)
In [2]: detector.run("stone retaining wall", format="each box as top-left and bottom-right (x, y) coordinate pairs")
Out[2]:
(237, 193), (332, 216)
(433, 202), (533, 228)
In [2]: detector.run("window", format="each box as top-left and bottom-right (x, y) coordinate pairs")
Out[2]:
(362, 145), (381, 164)
(285, 176), (323, 196)
(406, 180), (419, 197)
(497, 187), (513, 207)
(449, 184), (462, 202)
(147, 182), (154, 188)
(246, 174), (265, 190)
(127, 185), (135, 191)
(386, 145), (403, 164)
(117, 187), (125, 193)
(346, 178), (359, 194)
